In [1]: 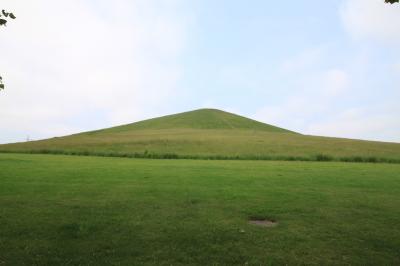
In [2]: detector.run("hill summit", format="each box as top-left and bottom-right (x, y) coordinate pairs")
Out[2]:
(94, 108), (293, 133)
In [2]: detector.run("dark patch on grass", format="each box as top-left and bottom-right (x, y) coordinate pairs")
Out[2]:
(58, 223), (81, 239)
(58, 222), (96, 239)
(189, 199), (200, 205)
(248, 216), (278, 228)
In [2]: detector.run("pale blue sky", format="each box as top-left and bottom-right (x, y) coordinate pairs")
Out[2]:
(1, 0), (399, 143)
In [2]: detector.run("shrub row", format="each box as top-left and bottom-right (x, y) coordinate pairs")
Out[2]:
(0, 149), (399, 164)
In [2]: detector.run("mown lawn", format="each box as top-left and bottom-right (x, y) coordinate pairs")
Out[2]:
(0, 153), (400, 265)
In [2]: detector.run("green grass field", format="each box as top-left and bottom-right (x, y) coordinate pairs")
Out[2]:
(1, 153), (400, 265)
(1, 109), (400, 163)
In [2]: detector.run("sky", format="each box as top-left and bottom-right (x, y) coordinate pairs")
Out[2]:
(0, 0), (399, 143)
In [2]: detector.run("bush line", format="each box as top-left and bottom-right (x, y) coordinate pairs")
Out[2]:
(0, 149), (399, 164)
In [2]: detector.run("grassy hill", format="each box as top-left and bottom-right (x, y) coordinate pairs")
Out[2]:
(1, 108), (399, 162)
(96, 108), (293, 132)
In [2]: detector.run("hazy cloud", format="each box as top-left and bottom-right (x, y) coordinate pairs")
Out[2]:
(280, 48), (324, 74)
(341, 0), (400, 43)
(322, 69), (349, 96)
(0, 0), (188, 143)
(307, 105), (400, 142)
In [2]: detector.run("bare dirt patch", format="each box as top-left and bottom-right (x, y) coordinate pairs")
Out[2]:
(248, 219), (278, 228)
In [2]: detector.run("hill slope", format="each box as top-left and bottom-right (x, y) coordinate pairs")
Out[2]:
(1, 109), (399, 162)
